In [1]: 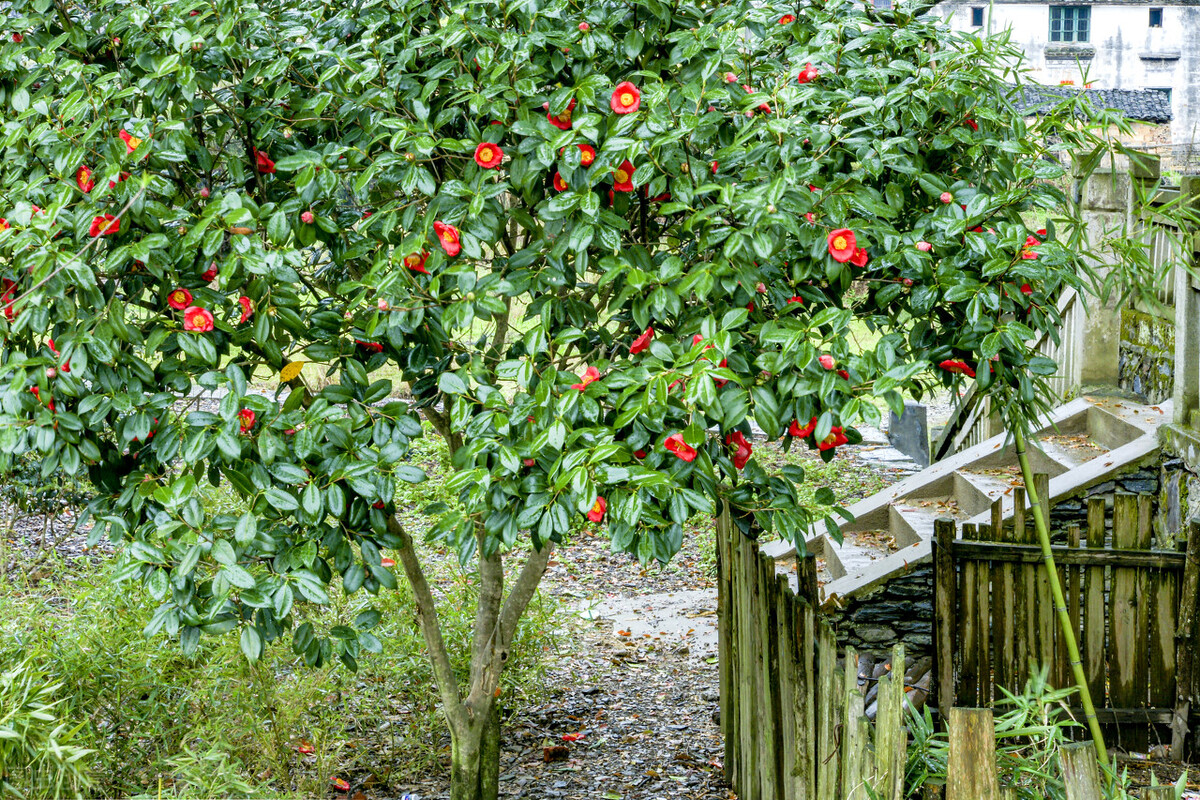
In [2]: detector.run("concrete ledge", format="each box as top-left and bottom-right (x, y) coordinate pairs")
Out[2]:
(1160, 423), (1200, 473)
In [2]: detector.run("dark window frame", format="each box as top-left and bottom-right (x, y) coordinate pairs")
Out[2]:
(1049, 6), (1091, 43)
(1149, 7), (1163, 27)
(970, 6), (985, 26)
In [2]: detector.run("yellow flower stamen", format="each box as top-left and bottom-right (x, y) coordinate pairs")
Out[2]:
(833, 236), (847, 250)
(620, 92), (635, 106)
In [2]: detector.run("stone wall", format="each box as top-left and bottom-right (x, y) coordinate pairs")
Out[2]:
(827, 464), (1163, 662)
(1119, 308), (1176, 404)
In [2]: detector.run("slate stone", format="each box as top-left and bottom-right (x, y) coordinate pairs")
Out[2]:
(887, 401), (930, 468)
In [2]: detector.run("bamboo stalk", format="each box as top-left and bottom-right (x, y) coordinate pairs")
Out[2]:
(1013, 427), (1110, 774)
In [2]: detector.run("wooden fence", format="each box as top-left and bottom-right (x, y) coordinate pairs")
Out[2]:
(714, 503), (1189, 799)
(933, 485), (1200, 758)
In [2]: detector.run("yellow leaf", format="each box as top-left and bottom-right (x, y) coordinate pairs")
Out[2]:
(280, 361), (306, 382)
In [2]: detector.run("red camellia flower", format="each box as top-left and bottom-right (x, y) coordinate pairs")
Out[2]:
(118, 129), (142, 153)
(553, 172), (568, 192)
(76, 165), (95, 193)
(634, 449), (647, 459)
(404, 251), (430, 274)
(300, 210), (314, 224)
(576, 144), (596, 166)
(724, 71), (737, 83)
(48, 338), (70, 373)
(330, 777), (350, 792)
(630, 327), (654, 354)
(790, 417), (817, 438)
(433, 221), (461, 256)
(545, 98), (576, 130)
(167, 287), (193, 310)
(727, 431), (752, 470)
(916, 241), (932, 252)
(850, 247), (869, 268)
(0, 219), (8, 232)
(779, 13), (795, 23)
(611, 81), (641, 114)
(2, 278), (16, 322)
(797, 63), (819, 84)
(817, 427), (848, 452)
(587, 496), (606, 522)
(818, 355), (835, 370)
(571, 366), (600, 391)
(381, 557), (396, 567)
(238, 408), (256, 434)
(711, 161), (719, 174)
(12, 33), (22, 43)
(89, 214), (120, 237)
(827, 228), (856, 262)
(578, 21), (590, 31)
(109, 171), (130, 189)
(613, 160), (635, 192)
(940, 192), (953, 204)
(939, 359), (976, 378)
(1020, 283), (1033, 296)
(663, 433), (697, 462)
(1020, 235), (1039, 260)
(805, 212), (816, 223)
(238, 296), (253, 323)
(964, 117), (979, 131)
(183, 306), (214, 332)
(523, 458), (536, 467)
(202, 264), (218, 282)
(474, 141), (504, 169)
(356, 340), (384, 353)
(254, 148), (275, 173)
(788, 296), (804, 304)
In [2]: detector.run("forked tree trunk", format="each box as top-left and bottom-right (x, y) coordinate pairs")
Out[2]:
(448, 703), (501, 800)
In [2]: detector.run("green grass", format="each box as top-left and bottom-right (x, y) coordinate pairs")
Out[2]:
(0, 446), (559, 799)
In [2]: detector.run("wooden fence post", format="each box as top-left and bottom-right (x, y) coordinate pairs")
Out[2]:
(816, 622), (842, 799)
(1143, 788), (1175, 799)
(1111, 492), (1146, 751)
(1084, 497), (1107, 709)
(716, 504), (737, 785)
(874, 644), (907, 800)
(1173, 517), (1200, 759)
(946, 708), (999, 800)
(758, 553), (782, 799)
(793, 596), (816, 798)
(1059, 742), (1104, 800)
(934, 517), (957, 718)
(842, 647), (866, 800)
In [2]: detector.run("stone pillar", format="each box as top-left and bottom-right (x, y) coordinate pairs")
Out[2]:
(1172, 175), (1200, 427)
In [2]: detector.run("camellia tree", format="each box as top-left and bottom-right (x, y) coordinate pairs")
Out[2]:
(0, 0), (1120, 795)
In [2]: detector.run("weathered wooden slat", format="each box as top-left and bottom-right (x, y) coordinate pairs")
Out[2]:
(1143, 788), (1175, 799)
(758, 554), (782, 799)
(775, 574), (796, 800)
(1034, 474), (1055, 685)
(737, 532), (758, 792)
(1063, 707), (1176, 723)
(976, 518), (993, 707)
(960, 523), (980, 707)
(1013, 486), (1033, 690)
(948, 542), (1187, 569)
(816, 622), (841, 799)
(934, 517), (958, 718)
(874, 644), (906, 800)
(1054, 525), (1070, 691)
(1171, 518), (1200, 759)
(1147, 506), (1177, 751)
(1059, 741), (1104, 800)
(842, 647), (866, 800)
(946, 708), (999, 800)
(793, 597), (816, 798)
(798, 553), (818, 604)
(992, 500), (1013, 696)
(1084, 497), (1107, 711)
(716, 506), (736, 784)
(1065, 525), (1082, 699)
(1130, 495), (1154, 752)
(1110, 493), (1143, 751)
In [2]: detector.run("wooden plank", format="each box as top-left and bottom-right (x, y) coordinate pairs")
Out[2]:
(842, 647), (865, 800)
(776, 575), (796, 800)
(960, 523), (980, 708)
(1146, 502), (1177, 752)
(1172, 518), (1200, 759)
(874, 644), (906, 800)
(816, 622), (841, 799)
(1143, 789), (1175, 800)
(934, 517), (958, 719)
(1059, 741), (1104, 800)
(1013, 486), (1034, 691)
(976, 517), (993, 707)
(798, 553), (818, 604)
(716, 505), (736, 784)
(1084, 497), (1107, 712)
(1065, 525), (1082, 699)
(1110, 493), (1144, 751)
(737, 532), (757, 793)
(1054, 526), (1076, 691)
(1064, 707), (1176, 724)
(793, 597), (816, 798)
(1034, 474), (1055, 686)
(1132, 495), (1154, 751)
(992, 500), (1013, 696)
(946, 708), (1000, 800)
(949, 542), (1187, 569)
(758, 555), (782, 799)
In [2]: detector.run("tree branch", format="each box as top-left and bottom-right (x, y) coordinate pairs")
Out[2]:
(387, 514), (465, 729)
(497, 541), (553, 648)
(466, 526), (504, 716)
(422, 396), (462, 454)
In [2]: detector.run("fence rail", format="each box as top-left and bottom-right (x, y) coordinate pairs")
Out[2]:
(933, 484), (1200, 757)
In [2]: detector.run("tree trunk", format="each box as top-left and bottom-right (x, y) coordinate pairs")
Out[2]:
(449, 702), (501, 800)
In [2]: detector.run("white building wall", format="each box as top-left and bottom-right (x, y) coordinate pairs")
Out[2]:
(936, 2), (1200, 144)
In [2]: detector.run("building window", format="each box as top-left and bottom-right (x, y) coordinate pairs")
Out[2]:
(1149, 7), (1163, 27)
(971, 6), (985, 26)
(1049, 6), (1090, 42)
